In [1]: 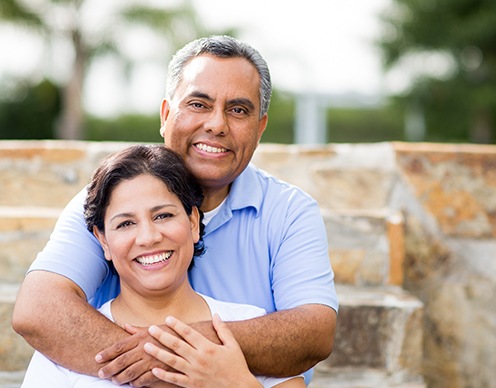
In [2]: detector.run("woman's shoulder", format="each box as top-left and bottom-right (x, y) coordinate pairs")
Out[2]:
(199, 294), (266, 321)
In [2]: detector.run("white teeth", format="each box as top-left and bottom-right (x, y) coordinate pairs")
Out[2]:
(136, 252), (172, 266)
(196, 143), (227, 153)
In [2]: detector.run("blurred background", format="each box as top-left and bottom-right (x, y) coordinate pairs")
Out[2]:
(0, 0), (495, 144)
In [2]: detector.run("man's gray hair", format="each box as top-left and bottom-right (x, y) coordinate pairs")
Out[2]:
(166, 35), (272, 118)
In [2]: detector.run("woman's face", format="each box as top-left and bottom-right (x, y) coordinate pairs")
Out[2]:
(94, 173), (200, 298)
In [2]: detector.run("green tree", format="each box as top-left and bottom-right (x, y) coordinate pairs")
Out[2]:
(0, 0), (225, 140)
(0, 78), (61, 139)
(378, 0), (496, 143)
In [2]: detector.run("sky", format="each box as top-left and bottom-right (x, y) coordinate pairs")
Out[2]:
(0, 0), (397, 117)
(196, 0), (391, 95)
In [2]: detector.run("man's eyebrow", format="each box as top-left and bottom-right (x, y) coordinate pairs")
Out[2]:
(228, 98), (255, 111)
(188, 92), (256, 112)
(188, 91), (213, 101)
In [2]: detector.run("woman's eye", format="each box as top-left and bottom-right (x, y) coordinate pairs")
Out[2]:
(116, 220), (133, 229)
(156, 213), (173, 221)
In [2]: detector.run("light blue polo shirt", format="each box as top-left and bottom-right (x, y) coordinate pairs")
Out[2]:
(31, 163), (338, 313)
(189, 163), (338, 313)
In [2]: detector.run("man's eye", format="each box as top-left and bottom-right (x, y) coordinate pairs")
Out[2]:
(232, 107), (247, 114)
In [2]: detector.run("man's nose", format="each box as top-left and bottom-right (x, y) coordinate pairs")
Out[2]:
(205, 108), (229, 136)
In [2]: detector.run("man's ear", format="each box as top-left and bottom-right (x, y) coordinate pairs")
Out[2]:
(93, 226), (112, 262)
(257, 114), (269, 144)
(159, 99), (170, 137)
(190, 207), (201, 243)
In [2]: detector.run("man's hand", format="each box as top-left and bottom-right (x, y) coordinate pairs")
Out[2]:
(96, 324), (178, 387)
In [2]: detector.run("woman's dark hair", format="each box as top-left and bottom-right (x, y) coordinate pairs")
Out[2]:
(84, 144), (206, 263)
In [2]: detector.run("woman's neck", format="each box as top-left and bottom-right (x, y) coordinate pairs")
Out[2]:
(111, 282), (210, 327)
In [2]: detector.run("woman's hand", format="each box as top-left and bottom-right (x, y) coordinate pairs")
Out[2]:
(144, 314), (262, 388)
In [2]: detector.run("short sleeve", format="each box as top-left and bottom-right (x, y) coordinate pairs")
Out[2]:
(28, 188), (112, 304)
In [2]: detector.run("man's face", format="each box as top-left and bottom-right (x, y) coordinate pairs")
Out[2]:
(160, 54), (268, 193)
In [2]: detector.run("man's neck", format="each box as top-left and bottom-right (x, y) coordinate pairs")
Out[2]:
(200, 185), (230, 212)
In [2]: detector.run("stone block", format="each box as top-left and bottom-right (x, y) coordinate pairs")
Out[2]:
(0, 371), (26, 388)
(319, 285), (424, 381)
(0, 207), (59, 283)
(0, 283), (34, 371)
(252, 143), (397, 210)
(394, 142), (496, 239)
(0, 140), (132, 208)
(324, 209), (405, 287)
(0, 142), (88, 207)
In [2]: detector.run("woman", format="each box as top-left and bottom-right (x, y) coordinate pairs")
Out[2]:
(21, 144), (304, 387)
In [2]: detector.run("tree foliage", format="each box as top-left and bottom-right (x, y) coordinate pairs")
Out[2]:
(0, 0), (228, 140)
(0, 79), (60, 139)
(379, 0), (496, 143)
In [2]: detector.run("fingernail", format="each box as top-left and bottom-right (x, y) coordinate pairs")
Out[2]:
(95, 354), (102, 362)
(149, 325), (158, 335)
(144, 342), (153, 352)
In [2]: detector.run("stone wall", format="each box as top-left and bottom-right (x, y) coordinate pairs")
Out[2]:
(1, 140), (495, 387)
(252, 142), (496, 388)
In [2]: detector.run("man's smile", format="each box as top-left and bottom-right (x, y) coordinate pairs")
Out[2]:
(194, 142), (229, 154)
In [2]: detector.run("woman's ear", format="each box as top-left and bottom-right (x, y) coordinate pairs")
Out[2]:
(93, 226), (112, 262)
(190, 207), (200, 243)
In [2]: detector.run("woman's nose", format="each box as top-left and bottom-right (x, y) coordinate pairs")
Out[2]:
(135, 221), (162, 246)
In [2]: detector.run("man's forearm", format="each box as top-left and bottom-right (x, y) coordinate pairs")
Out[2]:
(12, 271), (128, 376)
(191, 304), (336, 377)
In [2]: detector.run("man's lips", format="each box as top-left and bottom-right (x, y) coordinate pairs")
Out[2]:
(194, 143), (229, 154)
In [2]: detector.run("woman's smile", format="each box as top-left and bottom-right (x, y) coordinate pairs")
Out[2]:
(135, 251), (173, 268)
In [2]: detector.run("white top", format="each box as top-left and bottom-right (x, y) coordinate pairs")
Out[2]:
(21, 294), (300, 387)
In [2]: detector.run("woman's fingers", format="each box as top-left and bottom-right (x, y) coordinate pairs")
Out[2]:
(145, 316), (258, 387)
(143, 340), (189, 375)
(212, 313), (236, 347)
(163, 316), (209, 350)
(151, 366), (189, 387)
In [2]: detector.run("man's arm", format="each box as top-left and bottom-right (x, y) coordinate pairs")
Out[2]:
(98, 303), (336, 382)
(12, 270), (128, 376)
(199, 304), (336, 376)
(227, 304), (336, 376)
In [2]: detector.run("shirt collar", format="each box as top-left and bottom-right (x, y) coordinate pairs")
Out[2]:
(227, 163), (262, 215)
(204, 163), (263, 236)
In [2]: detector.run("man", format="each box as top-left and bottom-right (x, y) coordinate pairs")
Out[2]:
(13, 35), (338, 386)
